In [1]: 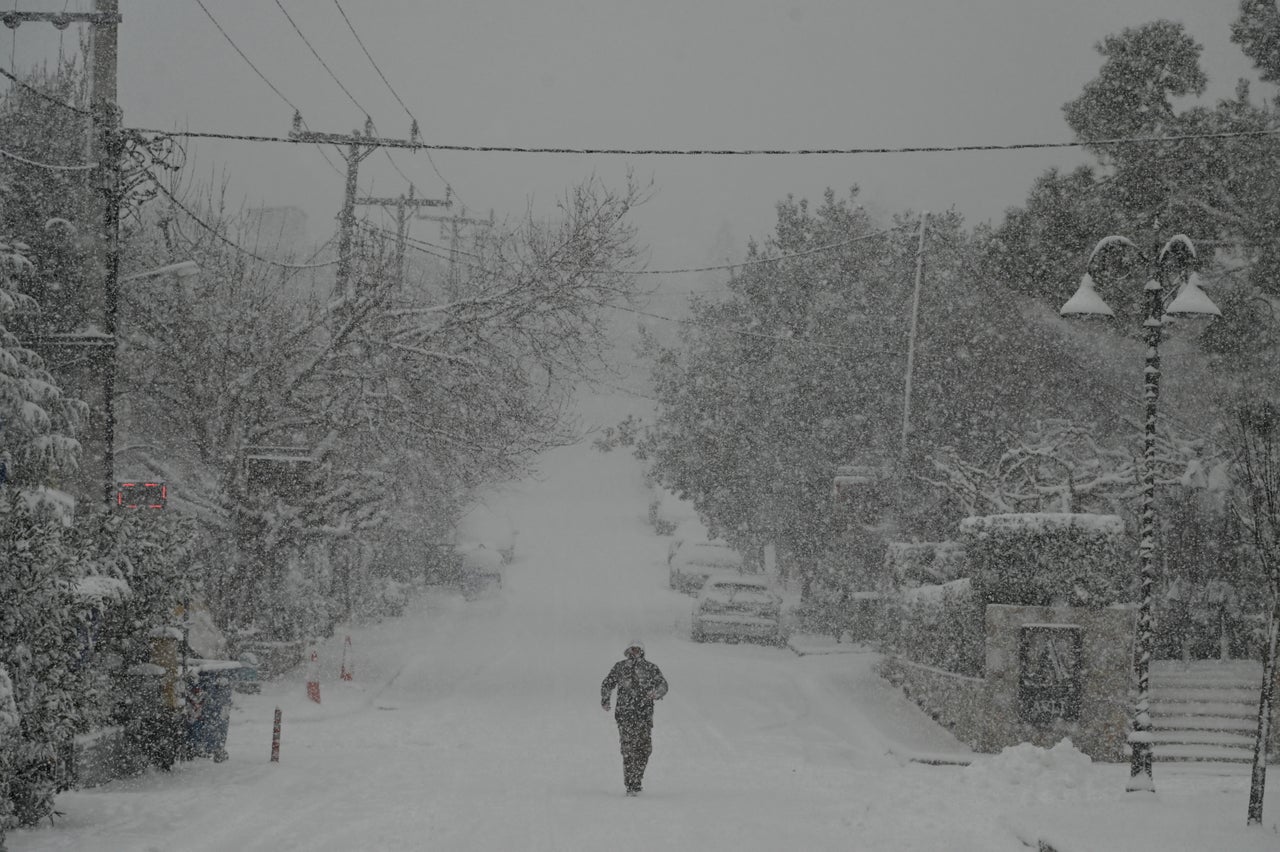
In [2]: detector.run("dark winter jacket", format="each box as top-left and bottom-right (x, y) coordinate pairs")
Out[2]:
(601, 656), (668, 724)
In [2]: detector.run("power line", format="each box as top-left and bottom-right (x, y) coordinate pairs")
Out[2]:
(153, 179), (341, 270)
(368, 219), (906, 277)
(271, 0), (424, 196)
(273, 0), (369, 118)
(192, 0), (301, 116)
(0, 145), (94, 170)
(360, 222), (481, 262)
(331, 0), (461, 205)
(0, 63), (89, 114)
(332, 0), (408, 121)
(124, 124), (1280, 157)
(588, 297), (863, 352)
(615, 225), (907, 275)
(190, 0), (345, 181)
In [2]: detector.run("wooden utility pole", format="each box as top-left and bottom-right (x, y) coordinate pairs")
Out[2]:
(416, 208), (492, 296)
(289, 116), (395, 303)
(92, 0), (122, 507)
(8, 4), (125, 507)
(354, 184), (450, 288)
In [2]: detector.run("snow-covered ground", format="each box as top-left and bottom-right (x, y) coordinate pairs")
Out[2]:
(10, 397), (1280, 851)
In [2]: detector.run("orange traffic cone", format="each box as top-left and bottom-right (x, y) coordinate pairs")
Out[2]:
(306, 651), (321, 703)
(340, 635), (353, 682)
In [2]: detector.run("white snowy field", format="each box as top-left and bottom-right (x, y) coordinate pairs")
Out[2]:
(10, 399), (1280, 852)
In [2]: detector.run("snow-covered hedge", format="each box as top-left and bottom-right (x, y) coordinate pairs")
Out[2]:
(0, 497), (199, 834)
(0, 496), (86, 834)
(881, 578), (984, 677)
(960, 513), (1129, 608)
(884, 540), (966, 588)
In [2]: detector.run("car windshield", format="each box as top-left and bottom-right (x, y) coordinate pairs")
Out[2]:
(706, 582), (773, 599)
(680, 545), (740, 565)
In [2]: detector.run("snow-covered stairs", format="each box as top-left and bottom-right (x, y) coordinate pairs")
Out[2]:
(1148, 660), (1265, 765)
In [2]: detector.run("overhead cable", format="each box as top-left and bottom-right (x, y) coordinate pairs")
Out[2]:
(192, 0), (302, 117)
(0, 145), (95, 170)
(273, 0), (369, 118)
(124, 124), (1280, 156)
(153, 179), (341, 270)
(331, 0), (462, 205)
(273, 0), (423, 192)
(190, 0), (345, 180)
(0, 64), (89, 115)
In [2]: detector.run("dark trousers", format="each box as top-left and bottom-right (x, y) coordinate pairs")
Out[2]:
(617, 717), (653, 791)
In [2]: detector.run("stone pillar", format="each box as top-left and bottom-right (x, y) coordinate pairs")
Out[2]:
(982, 603), (1136, 761)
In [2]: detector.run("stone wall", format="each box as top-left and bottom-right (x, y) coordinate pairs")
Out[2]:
(881, 603), (1138, 762)
(877, 656), (986, 749)
(981, 603), (1136, 762)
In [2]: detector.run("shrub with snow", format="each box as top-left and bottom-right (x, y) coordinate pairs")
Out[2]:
(960, 513), (1129, 608)
(885, 540), (966, 588)
(0, 495), (85, 832)
(881, 577), (984, 676)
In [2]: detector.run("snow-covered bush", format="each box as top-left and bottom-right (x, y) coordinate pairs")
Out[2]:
(0, 235), (85, 502)
(0, 497), (199, 833)
(74, 509), (198, 722)
(881, 577), (984, 676)
(0, 495), (86, 831)
(960, 513), (1129, 608)
(885, 540), (966, 588)
(0, 664), (18, 846)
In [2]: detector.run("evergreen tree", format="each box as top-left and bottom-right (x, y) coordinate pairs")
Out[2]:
(0, 495), (84, 832)
(640, 191), (1126, 593)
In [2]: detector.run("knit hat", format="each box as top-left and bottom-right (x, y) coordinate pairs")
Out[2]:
(625, 640), (644, 655)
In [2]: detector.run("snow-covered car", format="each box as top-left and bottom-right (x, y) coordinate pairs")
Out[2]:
(455, 542), (504, 598)
(668, 540), (743, 594)
(691, 575), (786, 645)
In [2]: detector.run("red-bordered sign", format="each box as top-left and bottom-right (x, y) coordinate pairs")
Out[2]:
(115, 481), (167, 509)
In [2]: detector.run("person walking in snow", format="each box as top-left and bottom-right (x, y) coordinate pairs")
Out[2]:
(600, 641), (668, 796)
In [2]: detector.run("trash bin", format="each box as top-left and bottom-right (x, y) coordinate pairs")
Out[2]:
(184, 666), (235, 762)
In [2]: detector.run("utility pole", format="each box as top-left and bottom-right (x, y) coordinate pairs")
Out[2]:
(289, 116), (379, 304)
(289, 117), (427, 304)
(354, 183), (450, 288)
(92, 0), (122, 508)
(7, 5), (124, 508)
(416, 207), (492, 297)
(900, 211), (927, 459)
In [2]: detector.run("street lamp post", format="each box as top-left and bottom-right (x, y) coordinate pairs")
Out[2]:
(1060, 233), (1220, 792)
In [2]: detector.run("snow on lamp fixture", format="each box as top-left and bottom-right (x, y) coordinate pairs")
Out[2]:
(1059, 272), (1114, 317)
(1163, 270), (1221, 317)
(1059, 231), (1219, 796)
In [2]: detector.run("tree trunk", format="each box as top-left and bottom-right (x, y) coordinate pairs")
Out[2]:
(1247, 595), (1278, 825)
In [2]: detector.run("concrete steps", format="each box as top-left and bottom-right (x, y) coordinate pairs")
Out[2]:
(1148, 661), (1266, 765)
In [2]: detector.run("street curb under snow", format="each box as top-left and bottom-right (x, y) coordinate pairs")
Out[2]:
(784, 634), (873, 657)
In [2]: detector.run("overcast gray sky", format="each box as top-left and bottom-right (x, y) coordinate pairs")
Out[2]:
(8, 1), (1270, 290)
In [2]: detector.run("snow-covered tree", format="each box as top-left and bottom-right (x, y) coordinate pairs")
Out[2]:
(0, 235), (85, 506)
(0, 495), (84, 833)
(925, 418), (1223, 519)
(119, 175), (648, 639)
(984, 17), (1280, 363)
(1225, 397), (1280, 825)
(641, 191), (1130, 596)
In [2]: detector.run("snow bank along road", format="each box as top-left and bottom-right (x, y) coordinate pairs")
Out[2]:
(15, 435), (1064, 852)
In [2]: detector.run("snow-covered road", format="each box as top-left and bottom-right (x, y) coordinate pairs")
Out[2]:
(10, 409), (1277, 851)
